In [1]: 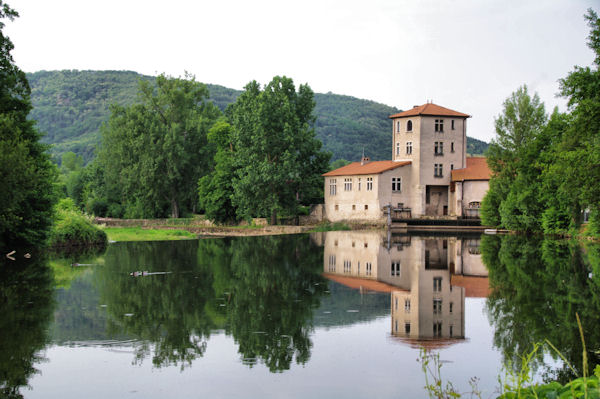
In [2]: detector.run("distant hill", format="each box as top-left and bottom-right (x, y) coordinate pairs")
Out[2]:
(26, 70), (488, 163)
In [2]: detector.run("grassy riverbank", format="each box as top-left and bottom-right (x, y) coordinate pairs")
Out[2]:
(103, 227), (197, 241)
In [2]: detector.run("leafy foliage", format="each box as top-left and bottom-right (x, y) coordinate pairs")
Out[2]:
(225, 76), (331, 223)
(197, 119), (237, 223)
(481, 86), (548, 231)
(48, 198), (107, 247)
(0, 1), (57, 248)
(482, 9), (600, 234)
(95, 73), (220, 218)
(26, 70), (488, 165)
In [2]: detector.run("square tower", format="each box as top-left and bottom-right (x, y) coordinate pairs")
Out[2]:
(389, 103), (470, 216)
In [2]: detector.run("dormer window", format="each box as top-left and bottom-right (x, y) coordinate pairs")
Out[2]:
(407, 120), (413, 132)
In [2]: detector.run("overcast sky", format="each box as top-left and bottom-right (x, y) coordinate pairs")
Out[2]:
(5, 0), (598, 142)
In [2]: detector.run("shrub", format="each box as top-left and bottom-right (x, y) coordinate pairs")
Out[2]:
(49, 199), (107, 247)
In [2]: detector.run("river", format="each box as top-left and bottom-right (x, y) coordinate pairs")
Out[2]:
(1, 232), (598, 398)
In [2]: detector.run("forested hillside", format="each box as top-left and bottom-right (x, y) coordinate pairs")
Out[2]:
(26, 70), (488, 163)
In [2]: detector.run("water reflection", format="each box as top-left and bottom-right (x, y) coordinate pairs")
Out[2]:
(482, 234), (600, 382)
(46, 236), (328, 372)
(0, 253), (54, 399)
(320, 231), (490, 347)
(5, 231), (600, 397)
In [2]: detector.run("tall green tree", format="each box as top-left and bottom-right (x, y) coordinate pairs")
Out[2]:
(481, 86), (548, 231)
(97, 73), (220, 218)
(554, 8), (600, 234)
(0, 1), (57, 247)
(227, 76), (330, 224)
(197, 119), (237, 223)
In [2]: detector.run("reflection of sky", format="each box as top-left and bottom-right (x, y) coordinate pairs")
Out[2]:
(28, 298), (503, 399)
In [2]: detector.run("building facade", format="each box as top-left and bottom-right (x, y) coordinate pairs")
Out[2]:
(323, 103), (490, 222)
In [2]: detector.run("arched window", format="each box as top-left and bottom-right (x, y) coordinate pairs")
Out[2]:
(407, 120), (413, 131)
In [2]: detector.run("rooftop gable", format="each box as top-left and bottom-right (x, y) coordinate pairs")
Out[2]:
(451, 157), (491, 181)
(322, 160), (411, 177)
(389, 103), (470, 119)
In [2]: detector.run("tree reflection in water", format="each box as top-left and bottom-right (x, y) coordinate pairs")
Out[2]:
(199, 236), (328, 372)
(0, 253), (54, 399)
(482, 234), (600, 382)
(95, 235), (327, 372)
(96, 240), (216, 369)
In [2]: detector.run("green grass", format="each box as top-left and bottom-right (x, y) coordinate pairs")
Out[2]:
(103, 227), (197, 242)
(308, 222), (351, 232)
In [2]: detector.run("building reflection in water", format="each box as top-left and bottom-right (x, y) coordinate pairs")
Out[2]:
(317, 231), (490, 348)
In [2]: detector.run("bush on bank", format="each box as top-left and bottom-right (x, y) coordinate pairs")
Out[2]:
(49, 198), (107, 247)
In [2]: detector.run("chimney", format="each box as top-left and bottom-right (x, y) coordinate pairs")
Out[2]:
(361, 156), (370, 165)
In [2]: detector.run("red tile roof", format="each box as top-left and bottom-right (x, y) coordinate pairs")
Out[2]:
(392, 337), (466, 350)
(451, 157), (491, 181)
(389, 103), (470, 119)
(323, 160), (411, 177)
(451, 275), (491, 298)
(322, 273), (408, 294)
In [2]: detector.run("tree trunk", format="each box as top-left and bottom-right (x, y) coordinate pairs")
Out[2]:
(271, 209), (277, 225)
(171, 198), (179, 219)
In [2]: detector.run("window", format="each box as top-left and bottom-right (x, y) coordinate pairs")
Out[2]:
(449, 325), (454, 337)
(407, 120), (413, 131)
(433, 322), (442, 337)
(434, 141), (444, 156)
(406, 141), (412, 155)
(352, 205), (356, 211)
(451, 120), (455, 130)
(334, 240), (338, 246)
(404, 299), (411, 312)
(366, 262), (372, 276)
(397, 120), (400, 133)
(434, 163), (443, 177)
(450, 164), (454, 170)
(328, 255), (336, 272)
(405, 323), (411, 334)
(396, 142), (401, 156)
(435, 119), (444, 132)
(433, 277), (442, 292)
(433, 299), (442, 314)
(364, 205), (368, 210)
(358, 178), (361, 190)
(364, 242), (368, 248)
(395, 297), (398, 311)
(451, 142), (455, 153)
(469, 201), (482, 208)
(392, 177), (401, 192)
(449, 302), (453, 314)
(352, 241), (355, 247)
(334, 204), (339, 211)
(329, 179), (337, 195)
(395, 320), (398, 332)
(391, 261), (401, 276)
(366, 177), (373, 191)
(343, 260), (351, 273)
(344, 178), (352, 191)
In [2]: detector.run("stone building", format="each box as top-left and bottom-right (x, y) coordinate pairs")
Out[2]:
(323, 103), (490, 222)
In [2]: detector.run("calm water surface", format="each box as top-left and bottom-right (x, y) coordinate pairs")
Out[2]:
(2, 232), (599, 398)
